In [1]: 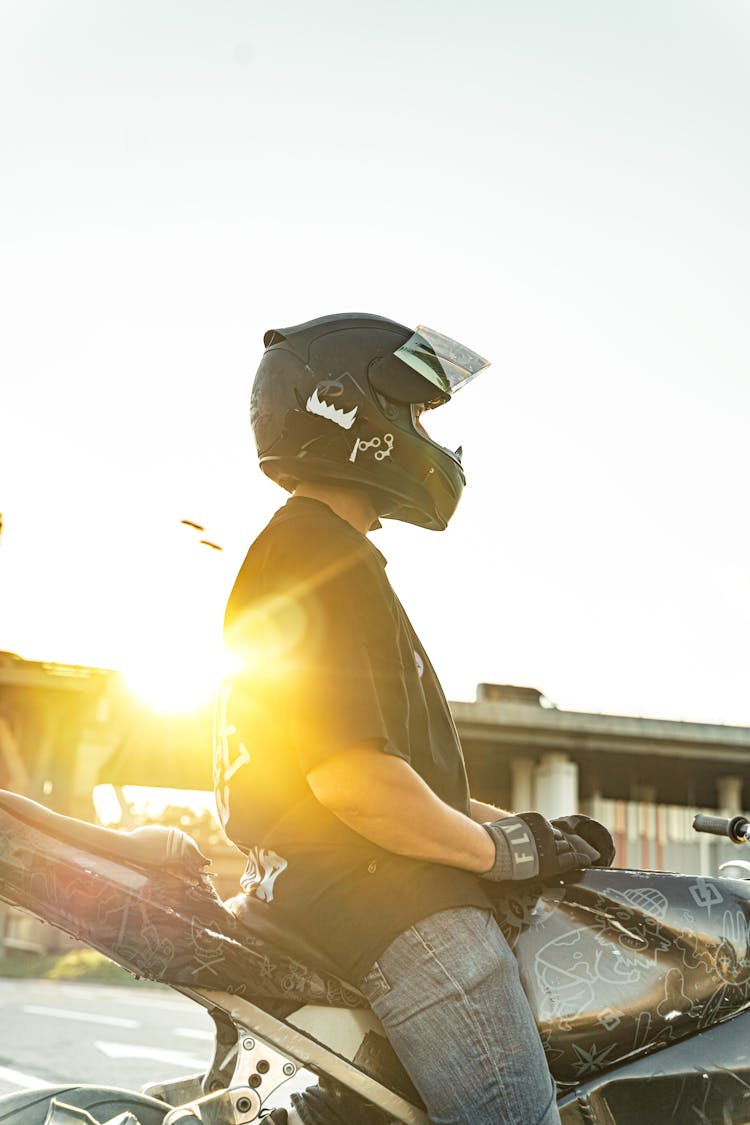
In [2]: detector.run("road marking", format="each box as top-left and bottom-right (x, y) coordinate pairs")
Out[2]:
(96, 1041), (207, 1068)
(176, 1028), (214, 1041)
(94, 992), (194, 1012)
(0, 1065), (50, 1090)
(23, 1005), (139, 1028)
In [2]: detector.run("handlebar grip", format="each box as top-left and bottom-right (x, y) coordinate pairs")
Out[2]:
(693, 814), (750, 842)
(693, 814), (733, 835)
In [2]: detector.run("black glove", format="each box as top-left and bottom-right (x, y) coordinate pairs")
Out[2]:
(551, 814), (616, 867)
(482, 812), (600, 882)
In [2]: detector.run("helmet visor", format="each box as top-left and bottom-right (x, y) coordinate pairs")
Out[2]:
(394, 326), (490, 402)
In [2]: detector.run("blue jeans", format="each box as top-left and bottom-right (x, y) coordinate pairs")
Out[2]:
(359, 906), (561, 1125)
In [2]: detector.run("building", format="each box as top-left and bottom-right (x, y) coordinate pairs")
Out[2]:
(457, 683), (750, 876)
(0, 651), (115, 818)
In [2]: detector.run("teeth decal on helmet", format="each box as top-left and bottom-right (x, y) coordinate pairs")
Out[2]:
(305, 386), (358, 430)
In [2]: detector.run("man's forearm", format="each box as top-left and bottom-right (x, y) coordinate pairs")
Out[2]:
(307, 748), (496, 874)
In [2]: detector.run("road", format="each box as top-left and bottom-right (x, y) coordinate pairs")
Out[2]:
(0, 979), (312, 1111)
(0, 979), (214, 1095)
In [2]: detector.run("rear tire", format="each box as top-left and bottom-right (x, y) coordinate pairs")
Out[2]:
(0, 1084), (170, 1124)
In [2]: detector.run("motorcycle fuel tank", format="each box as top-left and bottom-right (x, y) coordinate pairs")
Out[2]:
(492, 867), (750, 1085)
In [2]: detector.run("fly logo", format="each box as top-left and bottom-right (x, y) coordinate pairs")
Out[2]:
(502, 817), (540, 878)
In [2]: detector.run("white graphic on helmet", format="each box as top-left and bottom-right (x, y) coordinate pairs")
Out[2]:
(306, 385), (358, 430)
(349, 433), (394, 463)
(240, 846), (289, 903)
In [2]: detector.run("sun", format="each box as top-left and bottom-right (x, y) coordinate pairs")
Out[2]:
(123, 636), (237, 714)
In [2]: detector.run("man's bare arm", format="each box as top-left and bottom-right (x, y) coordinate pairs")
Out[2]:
(306, 747), (496, 874)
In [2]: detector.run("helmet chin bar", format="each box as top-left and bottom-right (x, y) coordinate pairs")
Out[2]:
(357, 455), (464, 532)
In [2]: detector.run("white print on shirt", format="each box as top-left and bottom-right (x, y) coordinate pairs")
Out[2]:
(414, 650), (425, 678)
(213, 681), (251, 831)
(306, 385), (358, 430)
(240, 846), (289, 903)
(349, 433), (394, 463)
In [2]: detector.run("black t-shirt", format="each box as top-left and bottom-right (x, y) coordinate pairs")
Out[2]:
(214, 496), (488, 979)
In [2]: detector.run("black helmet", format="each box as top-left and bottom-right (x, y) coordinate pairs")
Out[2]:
(250, 313), (489, 530)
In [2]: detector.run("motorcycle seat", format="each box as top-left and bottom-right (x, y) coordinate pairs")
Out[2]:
(225, 891), (367, 1000)
(0, 789), (209, 879)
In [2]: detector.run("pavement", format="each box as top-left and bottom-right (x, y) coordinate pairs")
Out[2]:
(0, 978), (313, 1114)
(0, 978), (214, 1095)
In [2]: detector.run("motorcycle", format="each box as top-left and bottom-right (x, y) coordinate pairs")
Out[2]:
(1, 788), (749, 1125)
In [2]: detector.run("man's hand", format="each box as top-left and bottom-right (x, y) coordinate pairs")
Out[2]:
(551, 814), (615, 867)
(481, 812), (600, 882)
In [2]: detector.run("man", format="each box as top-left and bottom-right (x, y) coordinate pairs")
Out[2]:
(214, 313), (614, 1125)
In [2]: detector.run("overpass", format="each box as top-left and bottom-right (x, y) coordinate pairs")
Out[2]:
(457, 683), (750, 875)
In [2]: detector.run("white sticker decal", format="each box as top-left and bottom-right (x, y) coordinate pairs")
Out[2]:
(306, 386), (358, 430)
(240, 846), (289, 903)
(349, 433), (394, 463)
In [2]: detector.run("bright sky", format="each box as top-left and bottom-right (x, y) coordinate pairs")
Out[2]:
(1, 1), (748, 727)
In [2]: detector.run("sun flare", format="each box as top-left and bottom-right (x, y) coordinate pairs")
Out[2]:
(123, 639), (237, 715)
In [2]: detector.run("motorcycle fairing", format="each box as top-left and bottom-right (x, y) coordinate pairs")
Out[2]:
(556, 1007), (750, 1124)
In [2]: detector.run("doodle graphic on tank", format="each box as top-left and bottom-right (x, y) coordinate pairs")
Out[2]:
(493, 867), (750, 1083)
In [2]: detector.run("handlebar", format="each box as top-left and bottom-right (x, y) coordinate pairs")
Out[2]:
(693, 813), (750, 843)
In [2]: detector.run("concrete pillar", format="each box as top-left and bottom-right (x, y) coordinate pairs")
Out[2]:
(717, 775), (744, 815)
(634, 786), (656, 872)
(510, 757), (535, 812)
(534, 753), (578, 819)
